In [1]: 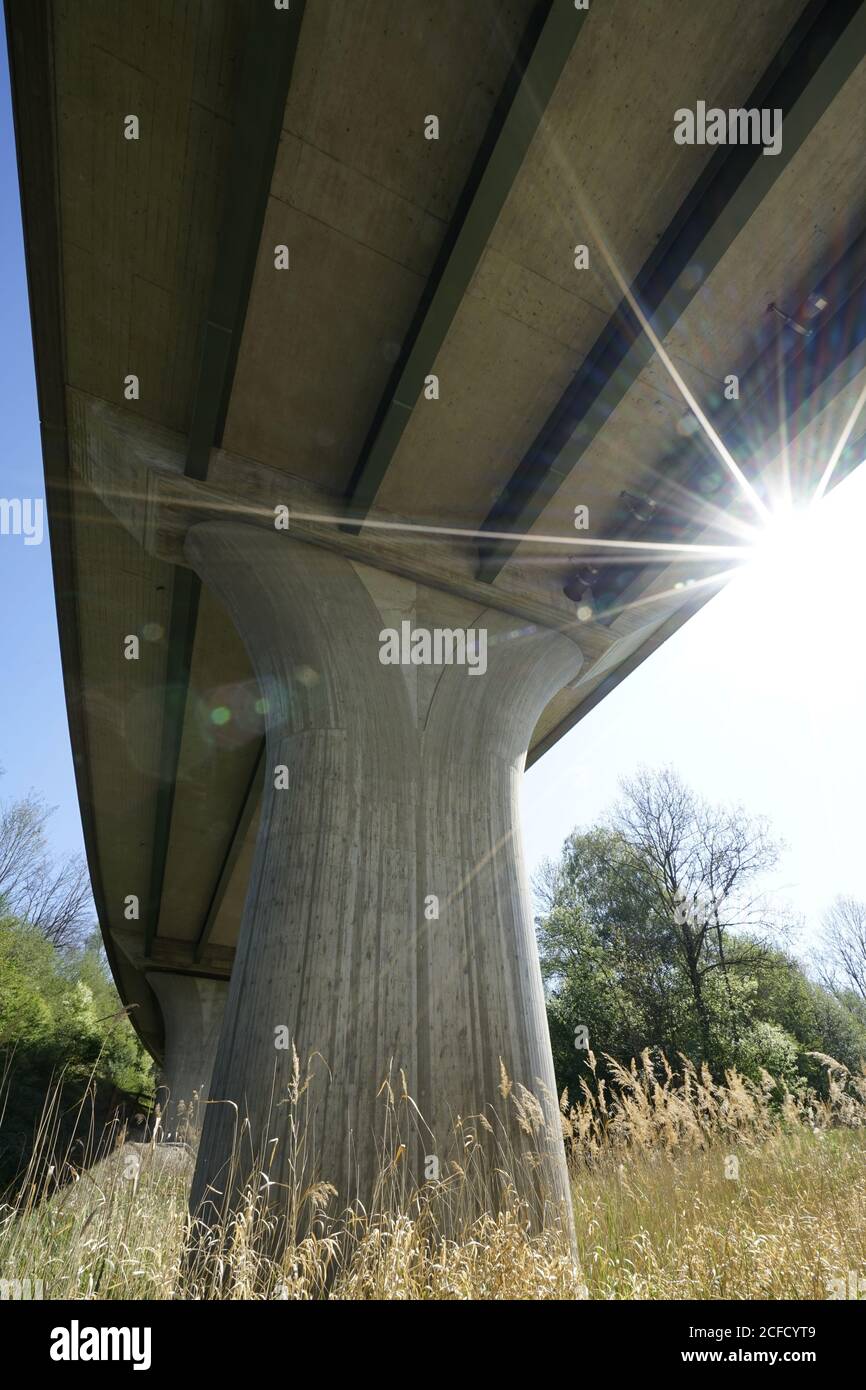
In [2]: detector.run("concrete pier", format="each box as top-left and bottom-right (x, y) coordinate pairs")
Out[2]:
(146, 973), (229, 1142)
(185, 522), (581, 1244)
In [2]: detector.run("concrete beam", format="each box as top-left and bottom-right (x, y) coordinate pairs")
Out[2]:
(344, 0), (590, 522)
(75, 393), (608, 656)
(186, 1), (306, 478)
(184, 522), (581, 1251)
(115, 929), (234, 980)
(477, 0), (866, 580)
(147, 0), (307, 960)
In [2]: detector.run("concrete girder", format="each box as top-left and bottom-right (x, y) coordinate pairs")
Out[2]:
(146, 972), (229, 1144)
(147, 0), (306, 963)
(183, 522), (581, 1249)
(344, 0), (590, 523)
(477, 0), (866, 580)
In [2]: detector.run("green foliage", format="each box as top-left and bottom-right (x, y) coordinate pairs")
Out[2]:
(0, 916), (154, 1189)
(731, 1020), (801, 1086)
(0, 915), (57, 1044)
(537, 825), (866, 1097)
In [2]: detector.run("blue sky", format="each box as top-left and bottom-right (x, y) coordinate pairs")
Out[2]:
(0, 31), (82, 861)
(2, 28), (865, 954)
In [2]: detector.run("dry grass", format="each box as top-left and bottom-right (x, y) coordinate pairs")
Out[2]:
(0, 1049), (864, 1300)
(575, 1127), (866, 1299)
(566, 1051), (866, 1299)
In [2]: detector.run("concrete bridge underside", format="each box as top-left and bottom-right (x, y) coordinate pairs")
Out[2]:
(8, 0), (866, 1251)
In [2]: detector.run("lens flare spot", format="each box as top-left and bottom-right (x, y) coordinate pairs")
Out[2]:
(295, 666), (320, 688)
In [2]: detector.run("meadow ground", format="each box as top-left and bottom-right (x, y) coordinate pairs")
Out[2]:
(575, 1127), (866, 1300)
(1, 1053), (864, 1300)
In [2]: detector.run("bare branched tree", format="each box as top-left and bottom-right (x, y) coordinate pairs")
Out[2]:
(817, 896), (866, 1003)
(0, 773), (94, 947)
(613, 767), (783, 1057)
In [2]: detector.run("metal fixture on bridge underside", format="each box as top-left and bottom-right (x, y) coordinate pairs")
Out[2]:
(620, 490), (659, 525)
(562, 489), (690, 620)
(562, 483), (719, 621)
(768, 289), (830, 339)
(563, 562), (633, 620)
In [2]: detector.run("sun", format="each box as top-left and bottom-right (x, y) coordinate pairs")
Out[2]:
(743, 501), (819, 585)
(721, 464), (866, 704)
(742, 460), (866, 593)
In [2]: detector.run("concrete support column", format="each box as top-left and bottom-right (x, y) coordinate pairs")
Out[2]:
(146, 972), (228, 1142)
(185, 522), (582, 1248)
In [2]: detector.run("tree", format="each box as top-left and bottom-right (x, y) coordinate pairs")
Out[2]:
(536, 826), (688, 1089)
(611, 767), (782, 1061)
(817, 896), (866, 1004)
(0, 917), (153, 1189)
(536, 769), (800, 1088)
(802, 980), (866, 1081)
(0, 913), (56, 1045)
(0, 773), (93, 947)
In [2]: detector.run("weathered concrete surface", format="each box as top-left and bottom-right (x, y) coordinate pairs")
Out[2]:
(146, 972), (228, 1141)
(185, 521), (582, 1246)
